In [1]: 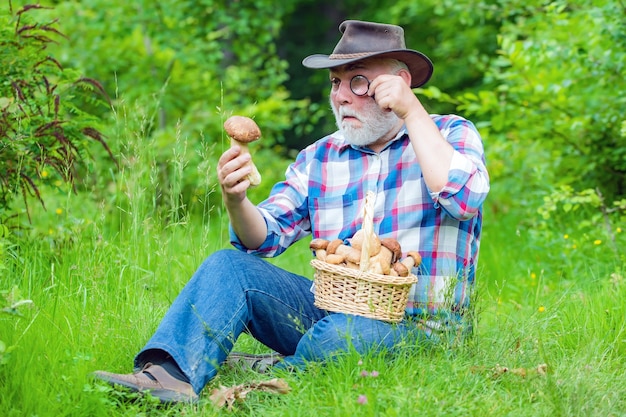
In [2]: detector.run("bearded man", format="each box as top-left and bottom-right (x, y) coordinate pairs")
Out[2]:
(94, 20), (490, 404)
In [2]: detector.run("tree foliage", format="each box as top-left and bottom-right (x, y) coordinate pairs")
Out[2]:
(3, 0), (625, 228)
(456, 0), (626, 203)
(36, 0), (326, 213)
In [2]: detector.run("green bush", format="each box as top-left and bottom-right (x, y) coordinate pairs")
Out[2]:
(530, 185), (626, 276)
(458, 0), (626, 204)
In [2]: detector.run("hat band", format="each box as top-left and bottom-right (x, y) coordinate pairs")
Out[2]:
(329, 52), (374, 60)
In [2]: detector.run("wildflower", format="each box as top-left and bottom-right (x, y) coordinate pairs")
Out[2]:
(530, 272), (536, 280)
(563, 234), (569, 239)
(55, 208), (63, 215)
(357, 395), (368, 404)
(360, 370), (379, 378)
(593, 240), (602, 245)
(617, 227), (622, 233)
(41, 170), (49, 178)
(538, 306), (546, 313)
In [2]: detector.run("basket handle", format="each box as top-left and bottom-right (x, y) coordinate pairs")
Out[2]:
(359, 191), (376, 272)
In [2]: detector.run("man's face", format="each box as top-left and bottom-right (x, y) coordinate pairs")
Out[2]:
(329, 60), (400, 147)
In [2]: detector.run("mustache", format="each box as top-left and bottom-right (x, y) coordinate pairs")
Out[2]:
(338, 107), (360, 121)
(329, 97), (361, 122)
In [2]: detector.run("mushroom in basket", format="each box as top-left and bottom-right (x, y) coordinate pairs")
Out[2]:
(309, 232), (421, 277)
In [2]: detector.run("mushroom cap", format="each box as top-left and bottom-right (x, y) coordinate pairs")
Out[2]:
(310, 238), (330, 251)
(380, 238), (402, 263)
(326, 238), (344, 255)
(350, 229), (381, 256)
(325, 253), (346, 265)
(223, 115), (261, 143)
(350, 229), (365, 249)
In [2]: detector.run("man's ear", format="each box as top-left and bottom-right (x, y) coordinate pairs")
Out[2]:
(398, 68), (412, 86)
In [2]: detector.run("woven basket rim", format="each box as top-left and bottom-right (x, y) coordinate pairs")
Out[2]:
(310, 259), (417, 286)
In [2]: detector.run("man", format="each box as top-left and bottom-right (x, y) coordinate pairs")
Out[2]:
(94, 20), (489, 404)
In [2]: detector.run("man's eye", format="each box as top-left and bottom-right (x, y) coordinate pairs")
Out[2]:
(330, 78), (341, 89)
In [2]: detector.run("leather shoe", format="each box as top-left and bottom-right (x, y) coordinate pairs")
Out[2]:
(93, 363), (198, 404)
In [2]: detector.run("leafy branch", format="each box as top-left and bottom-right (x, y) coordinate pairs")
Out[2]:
(0, 3), (115, 220)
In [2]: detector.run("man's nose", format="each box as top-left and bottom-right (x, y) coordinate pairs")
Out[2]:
(333, 81), (354, 103)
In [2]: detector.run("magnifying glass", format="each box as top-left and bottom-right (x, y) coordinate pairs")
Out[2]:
(350, 75), (371, 96)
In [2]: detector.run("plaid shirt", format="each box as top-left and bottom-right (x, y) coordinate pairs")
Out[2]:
(231, 114), (490, 322)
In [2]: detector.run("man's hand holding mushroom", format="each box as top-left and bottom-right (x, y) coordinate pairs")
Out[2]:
(218, 116), (262, 202)
(217, 115), (267, 250)
(225, 115), (262, 180)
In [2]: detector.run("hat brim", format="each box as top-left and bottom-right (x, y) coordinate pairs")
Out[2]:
(302, 49), (433, 88)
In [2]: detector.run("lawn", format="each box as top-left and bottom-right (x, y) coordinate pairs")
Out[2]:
(1, 168), (625, 417)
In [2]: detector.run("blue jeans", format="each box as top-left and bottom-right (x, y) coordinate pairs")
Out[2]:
(135, 249), (432, 394)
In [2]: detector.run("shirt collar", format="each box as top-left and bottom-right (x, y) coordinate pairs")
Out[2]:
(333, 126), (408, 153)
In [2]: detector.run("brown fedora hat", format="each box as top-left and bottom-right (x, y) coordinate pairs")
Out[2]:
(302, 20), (433, 88)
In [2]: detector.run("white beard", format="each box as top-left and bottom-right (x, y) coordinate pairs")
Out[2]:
(331, 98), (400, 147)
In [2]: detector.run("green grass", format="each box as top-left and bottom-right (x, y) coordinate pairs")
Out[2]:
(2, 191), (624, 417)
(1, 118), (625, 416)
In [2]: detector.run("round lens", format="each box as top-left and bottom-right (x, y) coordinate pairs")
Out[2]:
(350, 75), (370, 96)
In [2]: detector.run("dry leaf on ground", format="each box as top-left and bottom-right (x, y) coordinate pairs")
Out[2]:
(209, 378), (291, 410)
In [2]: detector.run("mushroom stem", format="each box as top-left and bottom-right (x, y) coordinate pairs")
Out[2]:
(392, 261), (409, 277)
(400, 251), (422, 272)
(230, 137), (262, 186)
(369, 246), (393, 275)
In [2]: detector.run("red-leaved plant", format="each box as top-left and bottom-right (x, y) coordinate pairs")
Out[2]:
(0, 2), (115, 221)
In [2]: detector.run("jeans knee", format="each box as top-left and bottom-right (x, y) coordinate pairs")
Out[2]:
(198, 249), (257, 277)
(205, 249), (246, 266)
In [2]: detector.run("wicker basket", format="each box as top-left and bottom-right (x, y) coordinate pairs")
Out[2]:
(311, 191), (417, 323)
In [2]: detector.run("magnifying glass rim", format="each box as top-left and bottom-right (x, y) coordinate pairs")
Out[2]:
(350, 75), (371, 96)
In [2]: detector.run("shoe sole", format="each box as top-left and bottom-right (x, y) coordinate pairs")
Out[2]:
(93, 371), (198, 404)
